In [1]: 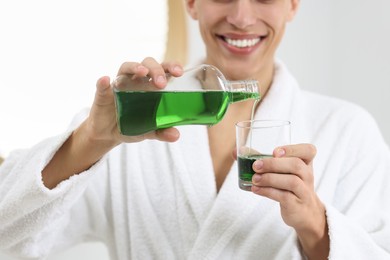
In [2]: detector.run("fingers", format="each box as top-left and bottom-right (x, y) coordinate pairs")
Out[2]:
(139, 57), (168, 87)
(94, 76), (114, 106)
(251, 143), (317, 198)
(117, 62), (149, 78)
(252, 172), (308, 199)
(252, 156), (311, 182)
(252, 157), (313, 199)
(275, 143), (317, 165)
(96, 76), (111, 93)
(117, 58), (184, 89)
(251, 185), (298, 206)
(161, 61), (184, 77)
(154, 128), (181, 142)
(143, 127), (180, 143)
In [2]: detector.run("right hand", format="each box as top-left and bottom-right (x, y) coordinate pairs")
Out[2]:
(85, 57), (184, 148)
(42, 57), (184, 189)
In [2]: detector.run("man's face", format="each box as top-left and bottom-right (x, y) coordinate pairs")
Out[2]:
(186, 0), (299, 80)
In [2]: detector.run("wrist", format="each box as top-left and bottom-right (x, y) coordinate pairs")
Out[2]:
(295, 203), (329, 260)
(81, 119), (121, 150)
(42, 122), (119, 189)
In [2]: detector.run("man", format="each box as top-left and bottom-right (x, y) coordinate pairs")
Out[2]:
(1, 1), (389, 259)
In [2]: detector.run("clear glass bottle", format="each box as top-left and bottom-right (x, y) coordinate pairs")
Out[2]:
(112, 64), (260, 136)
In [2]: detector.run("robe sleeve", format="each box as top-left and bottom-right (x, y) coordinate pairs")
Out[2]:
(0, 109), (108, 258)
(324, 109), (390, 259)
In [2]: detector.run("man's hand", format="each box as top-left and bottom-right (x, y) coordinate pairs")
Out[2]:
(251, 144), (329, 260)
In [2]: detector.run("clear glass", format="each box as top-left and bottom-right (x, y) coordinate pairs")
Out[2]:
(112, 64), (260, 136)
(236, 120), (291, 191)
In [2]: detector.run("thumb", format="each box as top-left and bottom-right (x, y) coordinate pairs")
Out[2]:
(94, 76), (114, 106)
(148, 127), (181, 143)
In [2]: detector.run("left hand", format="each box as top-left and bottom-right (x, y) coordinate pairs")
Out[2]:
(251, 143), (328, 251)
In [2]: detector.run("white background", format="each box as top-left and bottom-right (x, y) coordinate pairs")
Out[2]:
(0, 0), (168, 158)
(1, 0), (389, 259)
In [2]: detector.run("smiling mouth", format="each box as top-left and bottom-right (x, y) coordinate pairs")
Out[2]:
(219, 35), (262, 48)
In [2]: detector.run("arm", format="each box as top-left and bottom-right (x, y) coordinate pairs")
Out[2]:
(251, 113), (390, 259)
(0, 137), (108, 258)
(0, 58), (183, 257)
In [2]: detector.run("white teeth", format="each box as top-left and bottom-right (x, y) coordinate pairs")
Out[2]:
(225, 37), (260, 48)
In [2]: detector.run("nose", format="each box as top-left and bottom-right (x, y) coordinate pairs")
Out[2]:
(226, 1), (257, 29)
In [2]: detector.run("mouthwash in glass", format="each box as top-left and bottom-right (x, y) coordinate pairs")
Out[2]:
(113, 64), (260, 136)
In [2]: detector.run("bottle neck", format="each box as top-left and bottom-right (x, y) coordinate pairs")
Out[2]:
(225, 80), (260, 103)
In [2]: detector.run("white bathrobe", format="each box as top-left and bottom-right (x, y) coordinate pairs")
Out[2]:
(1, 61), (390, 260)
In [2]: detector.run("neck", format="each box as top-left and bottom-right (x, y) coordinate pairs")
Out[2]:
(258, 62), (274, 100)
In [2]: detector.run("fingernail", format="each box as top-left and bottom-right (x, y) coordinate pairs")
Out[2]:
(252, 185), (261, 193)
(156, 75), (165, 84)
(173, 66), (182, 73)
(253, 160), (263, 170)
(276, 148), (286, 157)
(137, 65), (147, 71)
(167, 129), (179, 139)
(252, 174), (261, 183)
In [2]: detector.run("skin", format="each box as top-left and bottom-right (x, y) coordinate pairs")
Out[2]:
(42, 0), (329, 259)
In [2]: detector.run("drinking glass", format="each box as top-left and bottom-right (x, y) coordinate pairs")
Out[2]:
(236, 120), (291, 191)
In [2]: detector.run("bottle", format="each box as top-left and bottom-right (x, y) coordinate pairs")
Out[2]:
(112, 64), (260, 136)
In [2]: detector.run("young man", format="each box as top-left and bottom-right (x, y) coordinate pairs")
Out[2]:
(1, 1), (389, 259)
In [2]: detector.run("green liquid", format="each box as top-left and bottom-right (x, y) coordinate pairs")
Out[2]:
(238, 154), (272, 182)
(114, 90), (259, 136)
(230, 92), (260, 103)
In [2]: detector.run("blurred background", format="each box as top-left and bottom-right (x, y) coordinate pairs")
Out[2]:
(0, 0), (389, 259)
